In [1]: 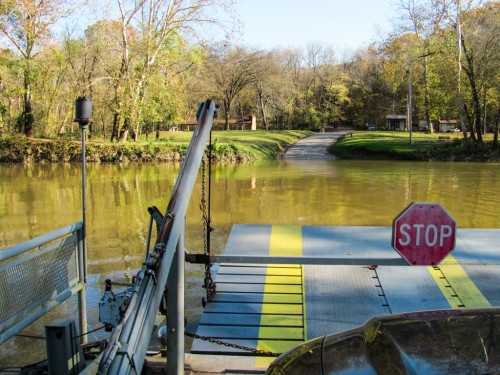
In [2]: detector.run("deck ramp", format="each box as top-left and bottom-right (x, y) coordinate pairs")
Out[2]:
(191, 224), (500, 357)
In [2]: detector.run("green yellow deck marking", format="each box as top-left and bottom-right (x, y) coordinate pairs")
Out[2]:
(256, 225), (305, 367)
(428, 255), (491, 308)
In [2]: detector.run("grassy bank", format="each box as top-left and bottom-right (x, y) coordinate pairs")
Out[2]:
(329, 131), (500, 162)
(0, 130), (311, 163)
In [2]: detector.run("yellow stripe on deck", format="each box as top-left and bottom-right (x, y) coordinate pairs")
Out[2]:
(256, 225), (305, 367)
(428, 255), (491, 308)
(262, 284), (302, 294)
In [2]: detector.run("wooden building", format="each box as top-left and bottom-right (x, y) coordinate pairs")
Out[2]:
(386, 115), (407, 131)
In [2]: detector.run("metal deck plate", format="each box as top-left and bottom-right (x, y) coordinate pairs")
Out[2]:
(304, 265), (386, 338)
(376, 266), (451, 313)
(192, 224), (500, 356)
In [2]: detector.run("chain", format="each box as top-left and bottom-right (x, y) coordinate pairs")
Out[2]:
(185, 331), (280, 357)
(194, 153), (279, 359)
(201, 155), (216, 300)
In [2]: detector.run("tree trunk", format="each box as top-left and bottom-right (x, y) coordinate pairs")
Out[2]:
(493, 125), (499, 151)
(111, 113), (120, 142)
(464, 103), (476, 142)
(23, 76), (34, 137)
(461, 36), (483, 143)
(256, 85), (268, 130)
(120, 117), (130, 141)
(423, 56), (432, 133)
(493, 108), (499, 151)
(7, 98), (13, 131)
(224, 99), (230, 131)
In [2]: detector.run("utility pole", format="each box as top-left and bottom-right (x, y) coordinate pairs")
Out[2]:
(456, 0), (467, 139)
(407, 59), (413, 144)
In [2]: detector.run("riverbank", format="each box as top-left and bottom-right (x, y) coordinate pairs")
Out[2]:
(0, 130), (311, 163)
(329, 131), (500, 162)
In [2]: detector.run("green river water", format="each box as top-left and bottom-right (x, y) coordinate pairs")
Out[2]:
(0, 159), (499, 368)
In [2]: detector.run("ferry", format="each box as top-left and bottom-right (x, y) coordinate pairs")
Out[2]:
(1, 100), (499, 374)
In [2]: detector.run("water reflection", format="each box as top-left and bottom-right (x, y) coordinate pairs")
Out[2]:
(2, 160), (499, 266)
(2, 160), (499, 273)
(0, 160), (499, 367)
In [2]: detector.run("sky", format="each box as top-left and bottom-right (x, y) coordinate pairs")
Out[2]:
(233, 0), (400, 52)
(28, 0), (400, 54)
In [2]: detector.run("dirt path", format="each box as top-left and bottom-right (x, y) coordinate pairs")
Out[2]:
(283, 132), (348, 160)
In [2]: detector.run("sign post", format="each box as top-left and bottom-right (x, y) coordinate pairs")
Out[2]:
(392, 202), (457, 265)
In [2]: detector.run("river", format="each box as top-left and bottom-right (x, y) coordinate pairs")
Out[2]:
(0, 159), (499, 368)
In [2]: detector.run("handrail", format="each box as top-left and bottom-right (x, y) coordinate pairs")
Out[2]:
(0, 222), (86, 344)
(99, 100), (217, 375)
(0, 222), (83, 261)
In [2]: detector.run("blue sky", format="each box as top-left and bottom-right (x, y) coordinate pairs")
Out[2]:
(233, 0), (399, 51)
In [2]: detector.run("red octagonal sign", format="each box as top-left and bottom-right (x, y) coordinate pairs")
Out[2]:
(392, 202), (457, 266)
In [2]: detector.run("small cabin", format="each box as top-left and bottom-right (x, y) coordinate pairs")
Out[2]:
(386, 115), (407, 131)
(438, 120), (458, 133)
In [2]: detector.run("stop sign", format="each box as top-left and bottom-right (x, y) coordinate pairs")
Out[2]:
(392, 202), (457, 265)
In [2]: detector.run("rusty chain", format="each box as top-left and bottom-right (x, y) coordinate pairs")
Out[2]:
(201, 155), (216, 300)
(185, 330), (280, 357)
(193, 137), (280, 359)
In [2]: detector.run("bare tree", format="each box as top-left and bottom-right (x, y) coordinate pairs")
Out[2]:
(254, 51), (280, 130)
(206, 45), (265, 130)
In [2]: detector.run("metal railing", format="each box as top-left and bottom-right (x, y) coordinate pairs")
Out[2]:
(0, 222), (87, 345)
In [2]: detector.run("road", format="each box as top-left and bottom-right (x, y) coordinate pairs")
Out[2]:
(283, 132), (348, 160)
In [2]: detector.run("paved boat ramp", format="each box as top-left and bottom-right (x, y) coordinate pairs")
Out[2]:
(186, 223), (500, 372)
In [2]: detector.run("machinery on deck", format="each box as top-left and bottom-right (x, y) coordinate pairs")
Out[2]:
(96, 100), (218, 375)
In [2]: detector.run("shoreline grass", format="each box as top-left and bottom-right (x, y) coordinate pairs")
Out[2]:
(329, 131), (499, 162)
(0, 130), (312, 163)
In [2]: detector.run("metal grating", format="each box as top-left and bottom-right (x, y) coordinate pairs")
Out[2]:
(0, 236), (79, 325)
(377, 266), (451, 313)
(223, 224), (271, 256)
(304, 265), (386, 339)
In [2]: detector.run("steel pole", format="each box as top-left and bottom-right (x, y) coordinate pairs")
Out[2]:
(79, 127), (88, 344)
(103, 100), (216, 375)
(167, 221), (185, 375)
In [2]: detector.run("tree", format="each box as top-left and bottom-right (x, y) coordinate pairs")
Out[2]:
(253, 52), (278, 130)
(0, 0), (74, 136)
(0, 48), (23, 133)
(380, 34), (420, 122)
(206, 45), (265, 130)
(103, 0), (232, 141)
(271, 48), (302, 129)
(398, 0), (446, 132)
(459, 2), (500, 142)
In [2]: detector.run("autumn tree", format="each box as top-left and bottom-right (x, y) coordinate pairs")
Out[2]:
(0, 0), (74, 136)
(0, 48), (23, 132)
(105, 0), (231, 141)
(398, 0), (447, 132)
(341, 47), (392, 128)
(459, 2), (500, 142)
